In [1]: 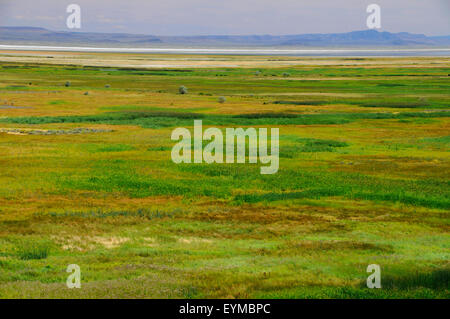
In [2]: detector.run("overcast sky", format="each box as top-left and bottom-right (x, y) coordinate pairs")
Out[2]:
(0, 0), (449, 36)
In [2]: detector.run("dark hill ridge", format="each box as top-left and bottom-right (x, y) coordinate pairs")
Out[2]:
(0, 27), (162, 45)
(0, 27), (449, 47)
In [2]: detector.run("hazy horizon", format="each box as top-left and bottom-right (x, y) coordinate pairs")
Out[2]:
(0, 0), (449, 36)
(1, 26), (450, 38)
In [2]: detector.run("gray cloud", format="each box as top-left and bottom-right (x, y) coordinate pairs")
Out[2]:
(0, 0), (448, 35)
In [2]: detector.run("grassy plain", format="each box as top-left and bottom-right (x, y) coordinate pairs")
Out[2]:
(0, 52), (448, 298)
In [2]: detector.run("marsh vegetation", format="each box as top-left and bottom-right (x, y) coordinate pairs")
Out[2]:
(0, 53), (448, 298)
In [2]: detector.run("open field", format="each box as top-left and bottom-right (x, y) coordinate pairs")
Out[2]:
(0, 52), (449, 298)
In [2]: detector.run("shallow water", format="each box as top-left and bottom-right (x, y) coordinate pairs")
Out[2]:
(0, 44), (449, 56)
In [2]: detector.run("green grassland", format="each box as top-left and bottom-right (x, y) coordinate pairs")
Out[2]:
(0, 54), (448, 298)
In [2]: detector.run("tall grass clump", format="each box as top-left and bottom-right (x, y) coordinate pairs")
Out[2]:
(16, 241), (51, 260)
(300, 138), (349, 152)
(378, 269), (449, 290)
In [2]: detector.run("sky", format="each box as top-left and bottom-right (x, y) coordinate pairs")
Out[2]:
(0, 0), (449, 36)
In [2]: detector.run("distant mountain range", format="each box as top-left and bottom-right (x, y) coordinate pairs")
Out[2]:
(1, 27), (449, 47)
